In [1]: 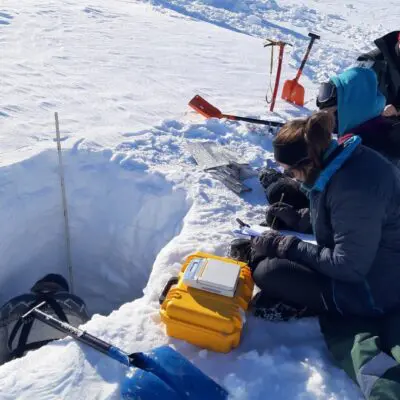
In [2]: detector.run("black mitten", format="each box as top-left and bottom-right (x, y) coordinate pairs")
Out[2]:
(259, 168), (284, 191)
(266, 179), (309, 209)
(264, 203), (312, 234)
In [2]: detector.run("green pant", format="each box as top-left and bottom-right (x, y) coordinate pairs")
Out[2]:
(319, 312), (400, 399)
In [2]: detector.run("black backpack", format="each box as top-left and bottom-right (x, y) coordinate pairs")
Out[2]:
(8, 294), (69, 360)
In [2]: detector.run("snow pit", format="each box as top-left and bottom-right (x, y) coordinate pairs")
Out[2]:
(0, 147), (190, 316)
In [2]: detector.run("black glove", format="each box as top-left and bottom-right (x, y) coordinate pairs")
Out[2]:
(263, 203), (312, 234)
(252, 230), (300, 267)
(229, 238), (252, 263)
(259, 168), (284, 191)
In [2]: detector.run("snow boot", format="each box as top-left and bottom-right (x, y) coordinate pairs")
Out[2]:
(250, 292), (314, 322)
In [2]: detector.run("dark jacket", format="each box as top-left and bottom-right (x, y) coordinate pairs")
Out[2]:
(283, 137), (400, 315)
(357, 31), (400, 110)
(351, 115), (400, 162)
(0, 291), (89, 365)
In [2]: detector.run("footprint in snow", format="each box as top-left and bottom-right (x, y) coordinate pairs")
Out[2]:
(0, 11), (13, 25)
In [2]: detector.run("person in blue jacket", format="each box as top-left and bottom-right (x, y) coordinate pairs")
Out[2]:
(231, 109), (400, 321)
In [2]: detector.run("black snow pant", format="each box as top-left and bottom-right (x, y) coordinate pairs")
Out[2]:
(252, 257), (337, 314)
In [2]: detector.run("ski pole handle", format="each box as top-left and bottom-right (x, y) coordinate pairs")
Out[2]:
(22, 302), (131, 367)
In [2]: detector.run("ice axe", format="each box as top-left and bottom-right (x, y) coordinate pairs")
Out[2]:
(189, 95), (285, 128)
(281, 32), (320, 107)
(263, 39), (292, 112)
(22, 302), (229, 400)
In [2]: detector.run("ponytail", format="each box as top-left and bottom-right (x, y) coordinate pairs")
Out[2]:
(304, 111), (334, 170)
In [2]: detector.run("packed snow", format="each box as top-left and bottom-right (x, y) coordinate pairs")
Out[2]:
(0, 0), (399, 398)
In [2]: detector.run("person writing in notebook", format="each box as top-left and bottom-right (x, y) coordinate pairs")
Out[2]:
(231, 111), (400, 321)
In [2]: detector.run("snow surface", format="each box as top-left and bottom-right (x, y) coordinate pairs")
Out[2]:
(0, 0), (399, 398)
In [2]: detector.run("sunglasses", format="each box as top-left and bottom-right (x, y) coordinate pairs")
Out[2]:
(316, 82), (337, 109)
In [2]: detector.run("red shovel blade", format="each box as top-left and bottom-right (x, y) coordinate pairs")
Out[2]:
(281, 79), (305, 107)
(188, 95), (223, 119)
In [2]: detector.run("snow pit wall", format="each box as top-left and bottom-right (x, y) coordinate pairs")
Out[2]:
(0, 148), (190, 316)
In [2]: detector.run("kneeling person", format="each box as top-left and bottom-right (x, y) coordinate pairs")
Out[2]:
(233, 112), (400, 321)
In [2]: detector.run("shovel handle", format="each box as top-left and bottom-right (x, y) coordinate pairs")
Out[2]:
(295, 32), (320, 81)
(222, 114), (285, 127)
(23, 302), (132, 367)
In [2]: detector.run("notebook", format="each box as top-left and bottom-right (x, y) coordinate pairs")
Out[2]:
(182, 257), (241, 297)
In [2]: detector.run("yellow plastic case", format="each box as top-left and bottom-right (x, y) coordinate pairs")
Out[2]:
(159, 252), (254, 353)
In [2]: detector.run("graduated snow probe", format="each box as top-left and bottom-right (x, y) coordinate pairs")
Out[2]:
(188, 95), (285, 129)
(281, 32), (321, 106)
(54, 113), (74, 294)
(23, 302), (228, 400)
(264, 39), (292, 112)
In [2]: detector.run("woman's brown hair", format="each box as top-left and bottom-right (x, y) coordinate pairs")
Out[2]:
(274, 111), (334, 178)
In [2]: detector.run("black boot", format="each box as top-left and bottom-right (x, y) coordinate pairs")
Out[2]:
(250, 292), (315, 322)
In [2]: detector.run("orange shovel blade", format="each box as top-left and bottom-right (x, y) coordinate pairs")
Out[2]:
(281, 79), (305, 107)
(188, 95), (223, 119)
